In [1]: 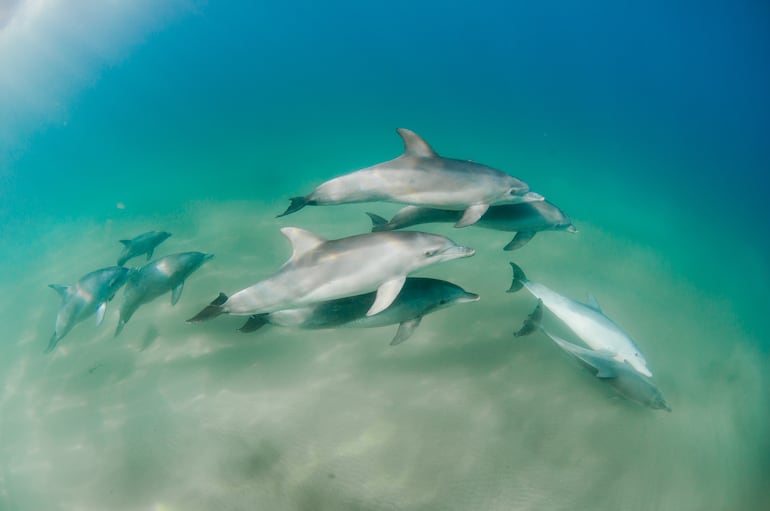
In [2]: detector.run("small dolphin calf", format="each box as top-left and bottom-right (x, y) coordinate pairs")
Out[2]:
(188, 228), (474, 323)
(115, 252), (213, 336)
(507, 263), (653, 377)
(238, 277), (480, 345)
(514, 301), (670, 411)
(368, 200), (576, 250)
(47, 266), (133, 352)
(117, 231), (172, 266)
(278, 128), (543, 228)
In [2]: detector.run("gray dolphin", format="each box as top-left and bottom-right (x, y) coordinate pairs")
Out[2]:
(508, 262), (653, 377)
(188, 228), (475, 323)
(115, 251), (213, 336)
(47, 266), (133, 352)
(237, 277), (480, 345)
(367, 200), (576, 250)
(117, 230), (172, 266)
(514, 300), (671, 411)
(278, 128), (543, 228)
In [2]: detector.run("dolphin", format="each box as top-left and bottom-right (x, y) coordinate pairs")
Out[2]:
(187, 228), (475, 323)
(117, 230), (172, 266)
(367, 200), (576, 250)
(277, 128), (543, 228)
(46, 266), (133, 352)
(514, 300), (670, 411)
(507, 262), (653, 377)
(237, 277), (480, 345)
(115, 252), (213, 336)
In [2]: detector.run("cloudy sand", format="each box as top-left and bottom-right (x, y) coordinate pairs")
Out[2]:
(0, 199), (767, 511)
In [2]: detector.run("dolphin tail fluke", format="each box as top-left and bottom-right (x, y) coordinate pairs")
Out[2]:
(366, 212), (392, 232)
(277, 197), (311, 218)
(44, 332), (59, 353)
(513, 299), (543, 337)
(238, 314), (268, 333)
(187, 292), (228, 323)
(507, 262), (528, 293)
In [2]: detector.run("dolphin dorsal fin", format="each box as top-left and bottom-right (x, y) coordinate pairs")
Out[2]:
(48, 284), (71, 298)
(281, 227), (327, 261)
(396, 128), (438, 158)
(585, 293), (602, 312)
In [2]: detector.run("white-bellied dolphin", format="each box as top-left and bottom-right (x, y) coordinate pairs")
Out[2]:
(507, 262), (653, 377)
(237, 277), (480, 345)
(188, 228), (475, 323)
(47, 266), (133, 352)
(278, 128), (543, 228)
(367, 200), (576, 250)
(115, 251), (213, 336)
(514, 300), (670, 411)
(117, 231), (172, 266)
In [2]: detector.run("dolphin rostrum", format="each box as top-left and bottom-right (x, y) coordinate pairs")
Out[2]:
(117, 230), (172, 266)
(115, 251), (213, 336)
(514, 300), (670, 411)
(187, 228), (475, 323)
(238, 277), (480, 345)
(47, 266), (133, 352)
(367, 200), (576, 250)
(278, 128), (543, 228)
(507, 262), (653, 377)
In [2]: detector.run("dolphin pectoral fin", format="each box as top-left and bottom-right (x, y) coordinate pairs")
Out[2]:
(115, 319), (126, 337)
(119, 240), (131, 247)
(277, 197), (311, 218)
(504, 231), (536, 251)
(585, 293), (602, 312)
(594, 365), (618, 379)
(146, 248), (154, 261)
(239, 314), (269, 333)
(396, 128), (438, 158)
(513, 299), (543, 337)
(455, 204), (489, 228)
(187, 292), (228, 323)
(171, 282), (185, 306)
(281, 227), (327, 262)
(49, 284), (70, 298)
(44, 332), (59, 353)
(95, 302), (107, 326)
(390, 316), (422, 346)
(367, 276), (406, 316)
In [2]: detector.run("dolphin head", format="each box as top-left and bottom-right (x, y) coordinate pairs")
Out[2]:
(626, 349), (652, 378)
(410, 232), (475, 264)
(419, 279), (481, 311)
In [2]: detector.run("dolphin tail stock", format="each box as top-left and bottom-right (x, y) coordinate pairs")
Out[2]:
(506, 262), (528, 293)
(238, 314), (269, 333)
(513, 299), (543, 338)
(44, 332), (59, 354)
(366, 212), (393, 232)
(187, 292), (229, 323)
(276, 196), (313, 218)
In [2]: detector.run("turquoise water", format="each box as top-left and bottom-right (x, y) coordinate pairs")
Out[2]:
(1, 1), (769, 510)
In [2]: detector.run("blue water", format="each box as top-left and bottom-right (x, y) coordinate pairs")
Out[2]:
(1, 1), (768, 510)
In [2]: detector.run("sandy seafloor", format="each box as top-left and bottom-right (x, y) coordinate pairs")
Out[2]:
(0, 193), (768, 511)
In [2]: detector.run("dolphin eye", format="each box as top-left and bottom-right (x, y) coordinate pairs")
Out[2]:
(424, 249), (438, 257)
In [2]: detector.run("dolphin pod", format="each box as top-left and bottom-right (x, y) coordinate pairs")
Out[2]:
(43, 128), (669, 412)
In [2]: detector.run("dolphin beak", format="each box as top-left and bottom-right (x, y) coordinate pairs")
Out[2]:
(442, 245), (475, 259)
(204, 253), (215, 261)
(566, 224), (578, 233)
(456, 292), (480, 303)
(520, 191), (544, 203)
